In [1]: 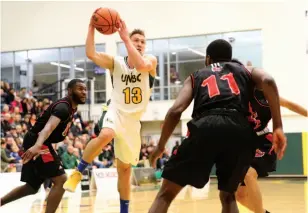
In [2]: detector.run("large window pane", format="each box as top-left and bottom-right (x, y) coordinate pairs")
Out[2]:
(151, 53), (168, 101)
(117, 42), (127, 56)
(206, 33), (223, 45)
(29, 49), (59, 96)
(85, 44), (106, 103)
(14, 51), (27, 65)
(74, 46), (86, 77)
(28, 49), (59, 64)
(86, 61), (106, 104)
(153, 39), (169, 53)
(169, 35), (206, 50)
(60, 47), (73, 80)
(1, 52), (14, 83)
(223, 30), (262, 67)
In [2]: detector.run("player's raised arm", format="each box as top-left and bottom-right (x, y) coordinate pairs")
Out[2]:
(160, 76), (193, 149)
(86, 20), (114, 72)
(117, 20), (157, 74)
(280, 97), (308, 117)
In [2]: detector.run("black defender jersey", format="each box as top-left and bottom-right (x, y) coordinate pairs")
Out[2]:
(23, 97), (76, 149)
(191, 62), (253, 119)
(248, 88), (271, 132)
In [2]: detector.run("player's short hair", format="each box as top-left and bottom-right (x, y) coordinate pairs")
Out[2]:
(67, 79), (84, 89)
(206, 39), (232, 62)
(129, 29), (145, 38)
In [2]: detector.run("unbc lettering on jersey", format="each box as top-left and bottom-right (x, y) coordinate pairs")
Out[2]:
(121, 73), (141, 85)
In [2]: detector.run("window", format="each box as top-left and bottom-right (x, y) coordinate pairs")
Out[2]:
(117, 31), (262, 101)
(86, 44), (106, 104)
(28, 49), (59, 93)
(1, 52), (14, 83)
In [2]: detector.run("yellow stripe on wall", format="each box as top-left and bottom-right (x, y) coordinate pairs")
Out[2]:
(302, 132), (307, 175)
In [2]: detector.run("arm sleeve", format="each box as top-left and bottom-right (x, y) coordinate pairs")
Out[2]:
(51, 103), (70, 121)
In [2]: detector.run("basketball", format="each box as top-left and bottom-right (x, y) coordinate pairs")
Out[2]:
(91, 7), (120, 35)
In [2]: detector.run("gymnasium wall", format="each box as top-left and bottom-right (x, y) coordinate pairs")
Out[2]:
(2, 1), (308, 104)
(1, 1), (307, 176)
(2, 1), (308, 133)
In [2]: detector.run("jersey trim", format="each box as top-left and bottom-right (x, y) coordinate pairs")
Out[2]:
(254, 94), (270, 108)
(50, 99), (72, 123)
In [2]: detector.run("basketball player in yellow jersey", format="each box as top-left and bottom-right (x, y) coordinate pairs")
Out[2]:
(63, 19), (157, 213)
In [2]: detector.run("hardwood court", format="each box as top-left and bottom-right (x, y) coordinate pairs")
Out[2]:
(1, 178), (306, 213)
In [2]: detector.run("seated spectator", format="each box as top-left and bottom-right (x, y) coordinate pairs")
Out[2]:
(172, 141), (180, 155)
(57, 136), (72, 157)
(73, 148), (80, 160)
(19, 87), (27, 99)
(1, 89), (7, 109)
(98, 145), (114, 163)
(71, 118), (83, 136)
(1, 104), (10, 115)
(73, 139), (84, 158)
(6, 88), (15, 105)
(10, 96), (23, 114)
(1, 139), (15, 172)
(29, 113), (37, 127)
(1, 114), (11, 135)
(9, 125), (19, 138)
(61, 145), (78, 169)
(14, 114), (22, 126)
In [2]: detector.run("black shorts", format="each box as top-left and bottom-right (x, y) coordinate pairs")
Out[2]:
(251, 133), (277, 177)
(21, 142), (65, 191)
(162, 112), (257, 193)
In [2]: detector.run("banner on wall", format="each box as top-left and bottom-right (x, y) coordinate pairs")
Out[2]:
(92, 168), (119, 199)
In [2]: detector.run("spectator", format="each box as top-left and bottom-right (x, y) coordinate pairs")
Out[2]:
(14, 114), (22, 126)
(57, 136), (72, 157)
(172, 141), (180, 155)
(6, 88), (15, 105)
(10, 96), (23, 114)
(1, 104), (9, 115)
(74, 111), (85, 129)
(98, 145), (114, 163)
(1, 89), (7, 109)
(32, 80), (39, 93)
(61, 145), (78, 169)
(19, 87), (27, 99)
(29, 113), (37, 127)
(71, 118), (83, 136)
(1, 139), (15, 172)
(73, 139), (84, 158)
(1, 113), (12, 134)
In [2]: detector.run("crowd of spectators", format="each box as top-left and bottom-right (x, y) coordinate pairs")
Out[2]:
(1, 81), (176, 173)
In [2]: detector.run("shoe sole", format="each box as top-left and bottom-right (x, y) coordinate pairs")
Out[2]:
(63, 184), (76, 193)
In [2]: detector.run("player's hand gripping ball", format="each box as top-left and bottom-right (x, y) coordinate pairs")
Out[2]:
(91, 7), (120, 35)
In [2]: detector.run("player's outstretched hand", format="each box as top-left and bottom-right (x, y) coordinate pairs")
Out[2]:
(22, 144), (42, 164)
(272, 128), (287, 160)
(116, 19), (129, 43)
(149, 147), (164, 169)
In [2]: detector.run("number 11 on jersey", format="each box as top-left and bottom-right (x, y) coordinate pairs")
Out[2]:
(201, 73), (240, 98)
(123, 87), (142, 104)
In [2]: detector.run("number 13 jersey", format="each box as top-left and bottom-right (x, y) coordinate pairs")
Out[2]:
(191, 62), (253, 119)
(111, 56), (154, 119)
